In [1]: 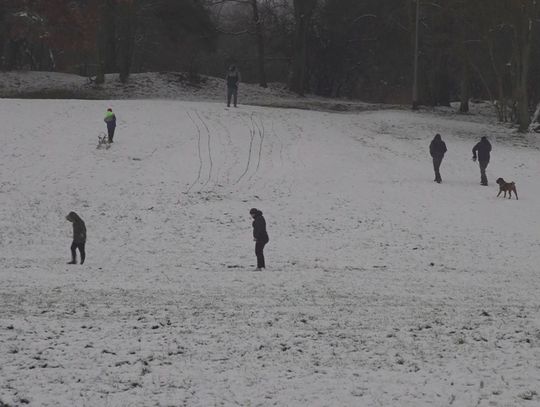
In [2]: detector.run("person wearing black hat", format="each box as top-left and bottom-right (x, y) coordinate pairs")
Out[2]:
(472, 136), (492, 186)
(250, 208), (269, 270)
(226, 65), (241, 107)
(429, 133), (447, 183)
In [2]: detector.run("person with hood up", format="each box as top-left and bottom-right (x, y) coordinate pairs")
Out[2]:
(104, 108), (116, 143)
(66, 211), (86, 265)
(472, 136), (492, 186)
(429, 133), (447, 183)
(250, 208), (269, 270)
(226, 65), (241, 107)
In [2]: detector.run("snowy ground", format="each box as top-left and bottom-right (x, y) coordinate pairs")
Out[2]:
(1, 97), (539, 406)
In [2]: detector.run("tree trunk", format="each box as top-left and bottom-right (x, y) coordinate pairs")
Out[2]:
(412, 0), (420, 109)
(96, 0), (116, 84)
(515, 17), (533, 132)
(459, 63), (470, 113)
(103, 0), (117, 74)
(251, 0), (267, 88)
(117, 2), (135, 83)
(289, 0), (317, 95)
(6, 39), (21, 70)
(96, 19), (106, 84)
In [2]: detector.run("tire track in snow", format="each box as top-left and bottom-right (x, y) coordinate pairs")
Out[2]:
(234, 113), (256, 185)
(248, 114), (265, 182)
(186, 111), (203, 193)
(204, 114), (228, 186)
(195, 111), (213, 188)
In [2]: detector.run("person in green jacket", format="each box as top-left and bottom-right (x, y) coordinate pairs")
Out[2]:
(104, 108), (117, 143)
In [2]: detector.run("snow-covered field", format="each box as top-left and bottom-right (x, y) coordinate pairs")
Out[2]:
(1, 97), (539, 406)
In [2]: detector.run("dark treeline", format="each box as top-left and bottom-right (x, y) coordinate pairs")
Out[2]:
(2, 0), (540, 130)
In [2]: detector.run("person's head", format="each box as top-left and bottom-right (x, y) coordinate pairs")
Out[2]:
(481, 136), (487, 141)
(229, 64), (236, 71)
(66, 211), (79, 223)
(250, 208), (259, 218)
(107, 108), (112, 112)
(434, 133), (441, 141)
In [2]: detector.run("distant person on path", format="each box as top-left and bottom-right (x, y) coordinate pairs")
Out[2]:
(104, 108), (116, 143)
(250, 208), (269, 270)
(429, 133), (447, 183)
(66, 211), (86, 265)
(226, 65), (240, 107)
(472, 136), (492, 186)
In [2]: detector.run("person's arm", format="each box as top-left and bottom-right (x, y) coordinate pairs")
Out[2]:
(443, 142), (447, 154)
(472, 143), (478, 160)
(253, 218), (265, 241)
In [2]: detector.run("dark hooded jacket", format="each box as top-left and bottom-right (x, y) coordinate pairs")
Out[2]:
(472, 137), (492, 162)
(226, 67), (240, 89)
(67, 212), (86, 243)
(429, 134), (447, 158)
(252, 210), (269, 243)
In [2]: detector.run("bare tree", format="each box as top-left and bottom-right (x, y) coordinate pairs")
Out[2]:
(289, 0), (317, 95)
(510, 0), (537, 132)
(210, 0), (273, 87)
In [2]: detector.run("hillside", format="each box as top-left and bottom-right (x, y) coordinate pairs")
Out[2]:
(0, 98), (539, 406)
(0, 70), (391, 112)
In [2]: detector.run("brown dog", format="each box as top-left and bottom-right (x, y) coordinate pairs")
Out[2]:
(496, 178), (518, 200)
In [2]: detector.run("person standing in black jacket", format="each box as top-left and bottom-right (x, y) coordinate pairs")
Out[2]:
(66, 211), (86, 265)
(429, 133), (447, 183)
(250, 208), (269, 270)
(472, 136), (492, 186)
(226, 65), (240, 107)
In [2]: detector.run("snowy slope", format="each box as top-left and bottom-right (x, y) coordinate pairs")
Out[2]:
(0, 99), (539, 406)
(0, 71), (396, 113)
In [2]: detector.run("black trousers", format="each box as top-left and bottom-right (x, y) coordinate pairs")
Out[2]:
(227, 87), (238, 107)
(71, 241), (86, 264)
(479, 161), (489, 185)
(255, 241), (267, 269)
(432, 156), (443, 182)
(107, 127), (115, 143)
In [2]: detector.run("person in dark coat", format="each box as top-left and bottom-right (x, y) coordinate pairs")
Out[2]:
(226, 65), (241, 108)
(250, 208), (269, 270)
(104, 108), (116, 143)
(429, 133), (447, 183)
(472, 136), (492, 186)
(66, 211), (86, 265)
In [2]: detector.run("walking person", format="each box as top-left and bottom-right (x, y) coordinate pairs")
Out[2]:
(250, 208), (269, 270)
(66, 211), (86, 265)
(104, 108), (116, 143)
(472, 136), (492, 186)
(226, 65), (241, 107)
(429, 133), (447, 183)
